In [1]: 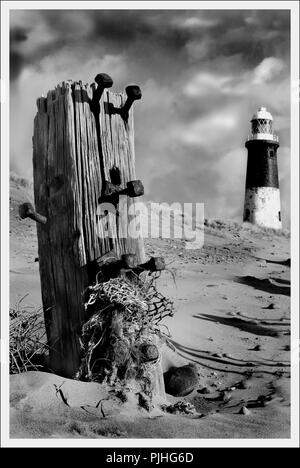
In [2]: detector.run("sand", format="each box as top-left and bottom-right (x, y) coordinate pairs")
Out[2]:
(9, 175), (291, 439)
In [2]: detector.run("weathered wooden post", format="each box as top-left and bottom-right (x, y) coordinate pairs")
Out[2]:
(31, 76), (148, 377)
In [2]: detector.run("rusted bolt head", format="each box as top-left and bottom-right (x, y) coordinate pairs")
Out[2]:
(125, 85), (142, 101)
(147, 256), (165, 271)
(94, 73), (113, 88)
(126, 179), (144, 197)
(19, 202), (34, 219)
(121, 253), (138, 269)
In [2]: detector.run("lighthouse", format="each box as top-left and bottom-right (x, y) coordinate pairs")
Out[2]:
(243, 107), (282, 229)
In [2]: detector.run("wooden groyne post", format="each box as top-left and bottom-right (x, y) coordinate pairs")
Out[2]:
(31, 75), (148, 377)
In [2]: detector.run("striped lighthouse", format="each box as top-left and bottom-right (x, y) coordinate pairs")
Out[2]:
(243, 107), (282, 230)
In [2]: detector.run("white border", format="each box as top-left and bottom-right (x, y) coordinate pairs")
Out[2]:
(1, 0), (299, 448)
(290, 0), (300, 448)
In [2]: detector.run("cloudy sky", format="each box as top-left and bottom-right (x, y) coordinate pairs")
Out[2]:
(10, 9), (291, 226)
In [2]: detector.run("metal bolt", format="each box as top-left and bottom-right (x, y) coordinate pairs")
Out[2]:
(121, 253), (138, 269)
(120, 254), (166, 272)
(139, 256), (165, 272)
(120, 85), (142, 121)
(100, 179), (144, 205)
(94, 73), (113, 99)
(19, 203), (47, 224)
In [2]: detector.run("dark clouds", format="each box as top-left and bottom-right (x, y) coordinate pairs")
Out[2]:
(10, 26), (28, 81)
(10, 10), (290, 81)
(10, 26), (28, 42)
(9, 9), (291, 226)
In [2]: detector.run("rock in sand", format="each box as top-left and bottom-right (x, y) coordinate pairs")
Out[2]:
(164, 363), (198, 397)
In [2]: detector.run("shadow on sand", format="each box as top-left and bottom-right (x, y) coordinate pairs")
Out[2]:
(233, 313), (290, 326)
(235, 276), (290, 297)
(168, 339), (289, 377)
(168, 339), (246, 375)
(194, 313), (281, 337)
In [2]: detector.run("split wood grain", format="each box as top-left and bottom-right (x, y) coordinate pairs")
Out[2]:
(33, 81), (145, 376)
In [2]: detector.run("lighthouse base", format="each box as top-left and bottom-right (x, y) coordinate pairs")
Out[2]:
(243, 187), (282, 229)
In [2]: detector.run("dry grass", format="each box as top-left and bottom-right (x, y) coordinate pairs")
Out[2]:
(10, 295), (48, 374)
(204, 218), (290, 238)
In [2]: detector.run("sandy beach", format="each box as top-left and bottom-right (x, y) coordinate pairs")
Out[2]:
(9, 175), (290, 439)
